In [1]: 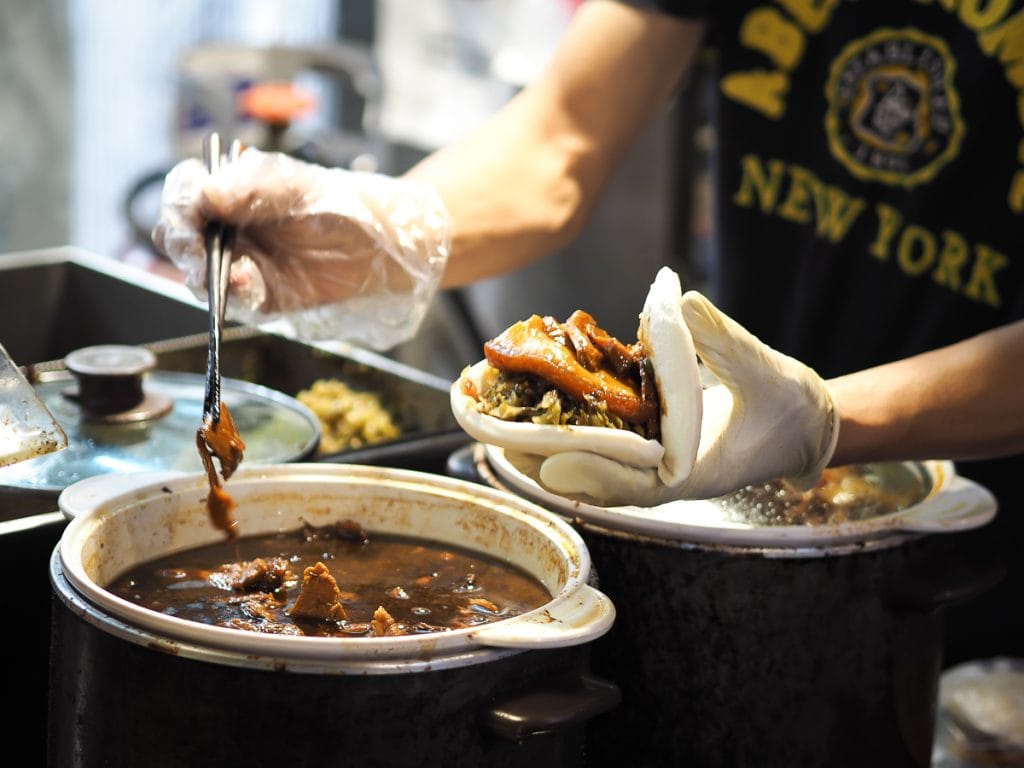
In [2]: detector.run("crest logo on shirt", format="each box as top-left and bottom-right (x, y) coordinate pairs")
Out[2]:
(825, 28), (964, 188)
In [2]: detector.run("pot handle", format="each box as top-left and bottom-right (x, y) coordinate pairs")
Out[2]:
(58, 470), (187, 520)
(482, 673), (621, 742)
(886, 536), (1007, 614)
(467, 583), (615, 649)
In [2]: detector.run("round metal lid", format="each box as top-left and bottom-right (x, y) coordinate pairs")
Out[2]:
(0, 370), (321, 493)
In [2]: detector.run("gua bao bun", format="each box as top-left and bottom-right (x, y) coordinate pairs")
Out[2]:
(450, 267), (702, 486)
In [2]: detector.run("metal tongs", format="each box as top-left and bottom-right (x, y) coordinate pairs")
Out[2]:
(201, 131), (241, 433)
(196, 133), (246, 500)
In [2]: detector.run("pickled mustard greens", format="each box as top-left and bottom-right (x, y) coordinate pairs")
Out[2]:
(476, 371), (647, 436)
(296, 378), (401, 455)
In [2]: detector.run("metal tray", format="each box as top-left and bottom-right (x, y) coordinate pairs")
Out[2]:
(144, 326), (468, 473)
(0, 248), (469, 526)
(0, 247), (209, 365)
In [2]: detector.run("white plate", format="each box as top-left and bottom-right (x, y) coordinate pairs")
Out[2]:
(482, 445), (998, 551)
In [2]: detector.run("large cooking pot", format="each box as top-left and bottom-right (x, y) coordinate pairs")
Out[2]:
(3, 344), (321, 765)
(458, 444), (1001, 768)
(48, 464), (619, 768)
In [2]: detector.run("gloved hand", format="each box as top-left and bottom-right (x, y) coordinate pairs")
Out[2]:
(538, 291), (840, 505)
(151, 147), (452, 349)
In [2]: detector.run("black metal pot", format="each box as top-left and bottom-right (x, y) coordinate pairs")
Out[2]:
(47, 464), (620, 768)
(449, 444), (1001, 768)
(49, 555), (618, 768)
(2, 347), (320, 766)
(578, 526), (1001, 768)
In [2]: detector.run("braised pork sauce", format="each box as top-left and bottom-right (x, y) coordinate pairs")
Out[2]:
(107, 521), (551, 637)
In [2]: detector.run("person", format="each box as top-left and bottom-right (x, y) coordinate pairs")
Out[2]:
(154, 0), (1024, 666)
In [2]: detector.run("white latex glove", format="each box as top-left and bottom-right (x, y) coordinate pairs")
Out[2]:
(538, 291), (840, 505)
(151, 147), (452, 349)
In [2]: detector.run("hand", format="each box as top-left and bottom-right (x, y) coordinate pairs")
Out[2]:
(538, 291), (839, 505)
(151, 147), (452, 348)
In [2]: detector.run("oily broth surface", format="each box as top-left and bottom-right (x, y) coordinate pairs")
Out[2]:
(107, 525), (552, 637)
(714, 464), (926, 527)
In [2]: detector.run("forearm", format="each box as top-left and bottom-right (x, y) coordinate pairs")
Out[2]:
(828, 319), (1024, 465)
(404, 85), (594, 288)
(403, 1), (706, 289)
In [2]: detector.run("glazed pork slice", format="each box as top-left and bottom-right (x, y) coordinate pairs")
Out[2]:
(287, 561), (349, 623)
(483, 312), (658, 426)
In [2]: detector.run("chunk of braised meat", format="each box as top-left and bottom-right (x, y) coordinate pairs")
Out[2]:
(555, 310), (646, 380)
(199, 402), (246, 480)
(195, 402), (246, 541)
(563, 310), (661, 439)
(300, 519), (368, 544)
(372, 605), (404, 636)
(335, 618), (447, 637)
(561, 311), (606, 371)
(466, 597), (502, 614)
(590, 326), (645, 380)
(208, 557), (292, 592)
(410, 622), (450, 634)
(220, 618), (303, 635)
(337, 622), (374, 636)
(287, 562), (348, 622)
(212, 592), (298, 634)
(540, 315), (568, 345)
(448, 597), (507, 629)
(230, 592), (282, 622)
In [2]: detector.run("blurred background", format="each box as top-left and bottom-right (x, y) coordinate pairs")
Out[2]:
(1, 0), (715, 379)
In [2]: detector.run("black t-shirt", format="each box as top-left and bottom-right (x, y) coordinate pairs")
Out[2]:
(645, 0), (1024, 372)
(620, 0), (1024, 662)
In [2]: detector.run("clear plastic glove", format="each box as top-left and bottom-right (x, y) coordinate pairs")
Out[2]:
(538, 291), (840, 505)
(151, 147), (452, 350)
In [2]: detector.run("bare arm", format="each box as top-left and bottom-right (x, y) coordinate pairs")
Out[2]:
(404, 0), (707, 289)
(828, 319), (1024, 465)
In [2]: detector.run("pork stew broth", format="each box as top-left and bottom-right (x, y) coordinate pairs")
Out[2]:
(107, 521), (552, 638)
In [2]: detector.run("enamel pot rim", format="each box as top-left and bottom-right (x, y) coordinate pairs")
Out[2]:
(56, 463), (615, 673)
